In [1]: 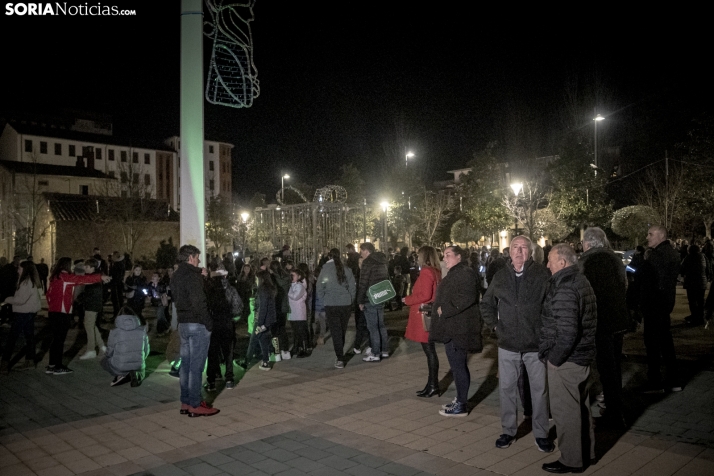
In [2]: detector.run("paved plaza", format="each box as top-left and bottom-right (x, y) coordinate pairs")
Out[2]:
(1, 288), (714, 476)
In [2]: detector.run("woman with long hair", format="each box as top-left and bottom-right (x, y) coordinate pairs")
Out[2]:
(1, 261), (42, 373)
(241, 269), (277, 370)
(269, 260), (291, 359)
(317, 248), (356, 368)
(124, 266), (147, 318)
(237, 264), (256, 328)
(288, 268), (309, 357)
(403, 246), (443, 397)
(46, 257), (110, 375)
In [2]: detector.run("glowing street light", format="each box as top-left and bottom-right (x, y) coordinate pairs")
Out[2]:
(593, 111), (605, 172)
(380, 201), (389, 250)
(281, 173), (290, 203)
(510, 182), (523, 197)
(405, 150), (415, 167)
(510, 183), (523, 238)
(240, 211), (249, 223)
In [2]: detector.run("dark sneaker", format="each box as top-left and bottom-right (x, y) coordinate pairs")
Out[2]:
(53, 367), (74, 375)
(204, 382), (216, 392)
(439, 401), (467, 417)
(168, 366), (180, 378)
(225, 380), (235, 390)
(188, 401), (219, 417)
(129, 371), (141, 387)
(495, 434), (516, 448)
(442, 397), (458, 410)
(111, 374), (130, 386)
(259, 361), (271, 371)
(45, 365), (56, 374)
(180, 403), (190, 415)
(536, 438), (555, 453)
(334, 359), (345, 369)
(542, 460), (585, 473)
(641, 384), (665, 394)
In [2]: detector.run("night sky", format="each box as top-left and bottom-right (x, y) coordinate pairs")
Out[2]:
(1, 2), (709, 204)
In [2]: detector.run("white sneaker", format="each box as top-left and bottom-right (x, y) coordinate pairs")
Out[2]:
(79, 351), (97, 360)
(365, 347), (372, 356)
(100, 346), (107, 354)
(381, 352), (389, 358)
(352, 347), (362, 354)
(362, 353), (381, 362)
(281, 351), (292, 360)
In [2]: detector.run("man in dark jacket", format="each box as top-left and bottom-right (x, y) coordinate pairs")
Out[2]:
(358, 242), (390, 362)
(110, 251), (126, 317)
(540, 244), (597, 474)
(639, 225), (682, 393)
(481, 236), (551, 451)
(171, 245), (218, 417)
(580, 227), (630, 429)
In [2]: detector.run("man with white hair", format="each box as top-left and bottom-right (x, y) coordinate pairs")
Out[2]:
(481, 235), (551, 452)
(540, 244), (597, 473)
(579, 227), (630, 429)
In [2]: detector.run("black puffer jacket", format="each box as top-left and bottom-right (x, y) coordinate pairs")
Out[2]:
(430, 262), (483, 352)
(578, 247), (630, 335)
(358, 252), (389, 304)
(481, 258), (549, 353)
(539, 265), (597, 367)
(681, 250), (707, 290)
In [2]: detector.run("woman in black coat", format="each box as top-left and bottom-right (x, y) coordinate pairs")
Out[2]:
(681, 244), (707, 326)
(431, 245), (483, 417)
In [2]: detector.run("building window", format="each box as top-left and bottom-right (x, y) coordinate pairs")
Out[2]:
(121, 172), (128, 183)
(108, 149), (115, 161)
(38, 180), (49, 186)
(132, 152), (138, 163)
(121, 151), (127, 162)
(69, 145), (76, 157)
(96, 148), (102, 160)
(144, 153), (150, 165)
(209, 180), (214, 190)
(144, 174), (151, 186)
(24, 140), (32, 152)
(145, 192), (151, 200)
(40, 141), (47, 154)
(209, 145), (215, 153)
(209, 161), (214, 171)
(108, 171), (115, 178)
(133, 173), (139, 184)
(80, 185), (89, 195)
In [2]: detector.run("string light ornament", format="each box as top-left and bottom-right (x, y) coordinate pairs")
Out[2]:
(204, 0), (259, 108)
(275, 185), (308, 206)
(313, 185), (348, 204)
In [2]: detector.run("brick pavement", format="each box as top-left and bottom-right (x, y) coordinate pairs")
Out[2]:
(1, 288), (713, 476)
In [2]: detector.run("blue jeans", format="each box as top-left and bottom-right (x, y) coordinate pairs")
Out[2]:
(179, 323), (211, 408)
(363, 303), (388, 354)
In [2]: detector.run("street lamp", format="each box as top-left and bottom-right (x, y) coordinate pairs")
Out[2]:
(281, 173), (290, 203)
(593, 111), (605, 172)
(510, 182), (523, 237)
(381, 201), (389, 251)
(405, 150), (415, 168)
(240, 212), (250, 256)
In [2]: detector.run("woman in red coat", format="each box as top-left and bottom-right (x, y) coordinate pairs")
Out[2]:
(403, 246), (442, 397)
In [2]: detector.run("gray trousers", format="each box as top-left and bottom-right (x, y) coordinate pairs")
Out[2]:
(498, 348), (549, 438)
(548, 362), (596, 468)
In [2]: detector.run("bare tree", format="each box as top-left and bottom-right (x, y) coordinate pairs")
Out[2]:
(417, 190), (454, 246)
(93, 158), (155, 260)
(12, 152), (51, 257)
(635, 165), (687, 233)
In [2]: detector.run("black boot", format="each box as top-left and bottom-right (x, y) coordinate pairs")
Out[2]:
(416, 382), (430, 395)
(418, 342), (440, 398)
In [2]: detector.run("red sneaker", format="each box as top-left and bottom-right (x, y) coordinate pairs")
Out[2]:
(188, 401), (220, 417)
(180, 403), (190, 415)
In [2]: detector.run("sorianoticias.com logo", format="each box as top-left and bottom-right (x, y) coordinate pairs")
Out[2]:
(5, 3), (137, 16)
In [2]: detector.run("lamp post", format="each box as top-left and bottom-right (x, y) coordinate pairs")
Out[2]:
(281, 173), (290, 203)
(405, 149), (415, 168)
(381, 201), (389, 251)
(363, 198), (367, 243)
(593, 110), (605, 173)
(510, 182), (523, 238)
(240, 211), (249, 256)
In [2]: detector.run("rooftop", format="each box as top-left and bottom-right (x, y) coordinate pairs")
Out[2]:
(0, 160), (112, 179)
(43, 192), (179, 221)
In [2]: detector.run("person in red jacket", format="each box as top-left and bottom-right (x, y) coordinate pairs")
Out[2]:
(403, 246), (442, 397)
(46, 257), (111, 375)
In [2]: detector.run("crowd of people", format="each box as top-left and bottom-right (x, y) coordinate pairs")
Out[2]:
(0, 224), (700, 471)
